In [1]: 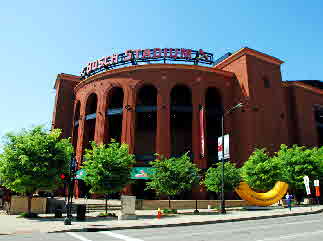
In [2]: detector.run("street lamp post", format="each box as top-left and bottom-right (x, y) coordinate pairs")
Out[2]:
(64, 157), (77, 225)
(220, 103), (243, 214)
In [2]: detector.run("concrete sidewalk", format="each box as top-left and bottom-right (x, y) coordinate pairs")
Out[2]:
(0, 205), (322, 235)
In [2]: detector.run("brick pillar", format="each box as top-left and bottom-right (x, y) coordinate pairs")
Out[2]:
(75, 113), (86, 165)
(121, 87), (136, 153)
(121, 86), (136, 195)
(74, 109), (85, 198)
(121, 184), (133, 195)
(192, 85), (207, 169)
(156, 86), (171, 158)
(94, 93), (108, 144)
(192, 84), (208, 200)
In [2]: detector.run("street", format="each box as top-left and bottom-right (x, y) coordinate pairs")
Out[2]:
(0, 213), (322, 241)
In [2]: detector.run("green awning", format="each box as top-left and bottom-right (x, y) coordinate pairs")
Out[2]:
(75, 169), (87, 180)
(131, 167), (154, 180)
(76, 167), (154, 180)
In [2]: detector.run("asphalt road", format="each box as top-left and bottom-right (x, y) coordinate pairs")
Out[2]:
(1, 213), (322, 241)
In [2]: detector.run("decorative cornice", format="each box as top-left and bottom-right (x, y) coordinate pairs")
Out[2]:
(284, 81), (323, 96)
(214, 47), (284, 69)
(74, 64), (235, 92)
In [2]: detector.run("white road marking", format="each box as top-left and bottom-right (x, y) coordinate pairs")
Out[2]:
(67, 232), (93, 241)
(101, 231), (144, 241)
(255, 229), (323, 241)
(146, 219), (323, 240)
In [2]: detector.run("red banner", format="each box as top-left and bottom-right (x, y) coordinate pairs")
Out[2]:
(200, 106), (205, 158)
(315, 186), (320, 197)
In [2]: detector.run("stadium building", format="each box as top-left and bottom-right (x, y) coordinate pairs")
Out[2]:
(52, 47), (323, 199)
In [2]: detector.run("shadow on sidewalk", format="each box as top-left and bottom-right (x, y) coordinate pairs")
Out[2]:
(20, 213), (179, 223)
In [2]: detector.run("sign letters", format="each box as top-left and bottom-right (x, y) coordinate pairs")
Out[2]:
(81, 48), (214, 79)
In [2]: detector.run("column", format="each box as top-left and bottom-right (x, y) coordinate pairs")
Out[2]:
(192, 84), (208, 200)
(192, 85), (207, 169)
(121, 86), (136, 153)
(156, 86), (171, 158)
(75, 104), (86, 166)
(74, 101), (86, 199)
(94, 93), (108, 144)
(121, 86), (136, 195)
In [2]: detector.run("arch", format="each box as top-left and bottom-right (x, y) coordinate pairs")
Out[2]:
(134, 84), (158, 160)
(83, 93), (98, 150)
(205, 87), (222, 167)
(106, 87), (124, 143)
(170, 85), (192, 157)
(72, 101), (81, 151)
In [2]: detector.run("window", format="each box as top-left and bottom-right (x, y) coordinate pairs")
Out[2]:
(264, 77), (270, 88)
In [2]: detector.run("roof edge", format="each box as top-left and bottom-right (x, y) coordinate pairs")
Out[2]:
(75, 63), (235, 92)
(54, 73), (81, 89)
(284, 81), (323, 96)
(214, 47), (284, 69)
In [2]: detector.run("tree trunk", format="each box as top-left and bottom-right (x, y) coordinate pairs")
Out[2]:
(27, 194), (32, 215)
(105, 194), (108, 214)
(168, 196), (171, 209)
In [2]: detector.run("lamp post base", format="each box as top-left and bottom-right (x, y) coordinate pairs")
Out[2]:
(219, 207), (226, 214)
(220, 201), (226, 214)
(64, 217), (72, 225)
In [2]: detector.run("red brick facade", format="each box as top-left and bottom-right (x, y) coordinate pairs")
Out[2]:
(52, 47), (323, 199)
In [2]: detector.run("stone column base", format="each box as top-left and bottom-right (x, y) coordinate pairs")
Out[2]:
(118, 214), (137, 221)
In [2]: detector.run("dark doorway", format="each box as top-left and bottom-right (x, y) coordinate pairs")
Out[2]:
(84, 93), (98, 150)
(135, 85), (157, 161)
(132, 180), (157, 199)
(107, 87), (124, 144)
(170, 85), (192, 157)
(205, 88), (222, 167)
(72, 101), (80, 151)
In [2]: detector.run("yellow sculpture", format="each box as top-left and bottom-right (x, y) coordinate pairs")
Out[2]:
(235, 181), (289, 206)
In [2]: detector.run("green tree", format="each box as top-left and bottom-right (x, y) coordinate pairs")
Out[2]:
(203, 162), (241, 194)
(277, 144), (323, 192)
(241, 148), (283, 191)
(82, 140), (135, 213)
(146, 153), (200, 208)
(0, 126), (73, 215)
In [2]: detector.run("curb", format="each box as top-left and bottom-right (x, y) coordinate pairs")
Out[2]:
(50, 208), (323, 233)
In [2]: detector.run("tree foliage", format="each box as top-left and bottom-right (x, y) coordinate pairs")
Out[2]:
(277, 144), (323, 190)
(241, 148), (283, 191)
(0, 126), (73, 195)
(146, 153), (200, 197)
(203, 162), (241, 193)
(82, 140), (135, 195)
(240, 145), (323, 194)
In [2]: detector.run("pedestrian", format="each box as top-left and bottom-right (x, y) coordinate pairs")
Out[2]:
(285, 192), (293, 211)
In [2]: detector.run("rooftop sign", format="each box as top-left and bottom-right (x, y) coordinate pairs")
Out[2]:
(81, 48), (214, 79)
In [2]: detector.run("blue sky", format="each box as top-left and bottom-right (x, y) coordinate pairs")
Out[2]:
(0, 0), (322, 149)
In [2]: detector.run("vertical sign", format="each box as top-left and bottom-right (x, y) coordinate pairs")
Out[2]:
(314, 180), (320, 197)
(200, 106), (205, 158)
(218, 134), (229, 160)
(303, 176), (311, 195)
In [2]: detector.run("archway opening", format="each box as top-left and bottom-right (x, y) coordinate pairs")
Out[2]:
(72, 101), (81, 151)
(205, 87), (222, 167)
(134, 85), (157, 161)
(170, 85), (192, 157)
(84, 93), (98, 150)
(107, 87), (124, 143)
